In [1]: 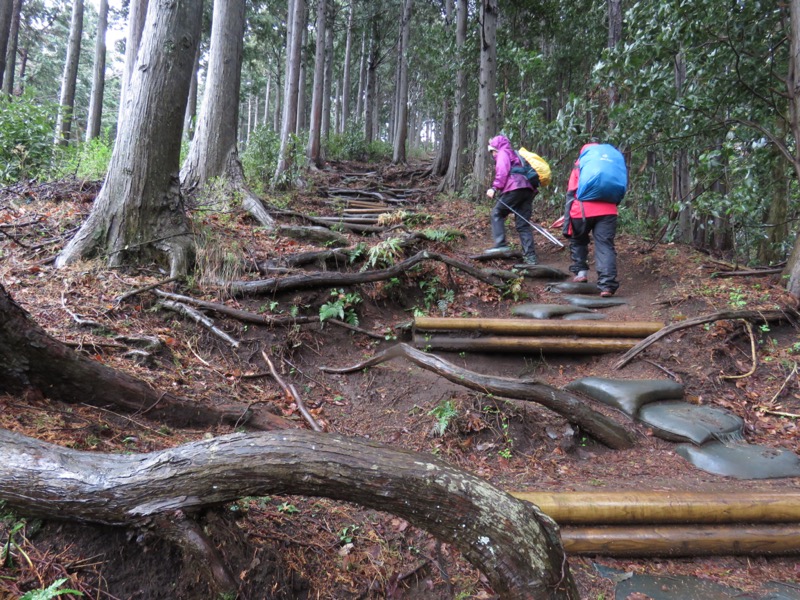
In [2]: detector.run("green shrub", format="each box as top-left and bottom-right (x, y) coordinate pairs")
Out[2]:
(53, 135), (114, 181)
(324, 124), (369, 161)
(0, 91), (57, 183)
(241, 125), (281, 191)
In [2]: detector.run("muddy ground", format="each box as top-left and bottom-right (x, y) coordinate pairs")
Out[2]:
(1, 161), (799, 599)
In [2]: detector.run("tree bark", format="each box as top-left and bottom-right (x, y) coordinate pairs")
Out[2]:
(118, 0), (148, 124)
(306, 0), (327, 167)
(0, 428), (579, 599)
(320, 343), (636, 450)
(55, 0), (202, 277)
(273, 0), (305, 186)
(0, 0), (13, 90)
(440, 0), (468, 193)
(0, 284), (289, 431)
(54, 0), (83, 146)
(340, 0), (354, 131)
(180, 0), (274, 228)
(1, 0), (21, 95)
(85, 0), (108, 141)
(472, 0), (498, 197)
(391, 0), (413, 164)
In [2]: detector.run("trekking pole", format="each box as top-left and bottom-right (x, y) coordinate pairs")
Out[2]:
(497, 199), (564, 248)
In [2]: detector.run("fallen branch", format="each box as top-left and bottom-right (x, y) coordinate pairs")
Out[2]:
(159, 300), (241, 348)
(711, 267), (784, 278)
(229, 251), (512, 297)
(319, 343), (635, 449)
(261, 350), (323, 432)
(613, 308), (799, 370)
(720, 321), (757, 380)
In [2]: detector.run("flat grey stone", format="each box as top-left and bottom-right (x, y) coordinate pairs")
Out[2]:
(565, 376), (685, 417)
(545, 281), (599, 295)
(615, 573), (748, 600)
(511, 303), (587, 319)
(564, 294), (628, 308)
(470, 248), (520, 260)
(638, 401), (744, 445)
(562, 312), (607, 320)
(513, 264), (570, 279)
(676, 441), (800, 479)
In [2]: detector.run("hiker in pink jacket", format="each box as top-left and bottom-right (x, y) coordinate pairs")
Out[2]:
(485, 135), (538, 265)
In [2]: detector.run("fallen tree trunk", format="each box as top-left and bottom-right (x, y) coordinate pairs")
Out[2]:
(320, 343), (636, 449)
(414, 317), (663, 338)
(0, 283), (289, 431)
(0, 428), (579, 600)
(414, 334), (641, 354)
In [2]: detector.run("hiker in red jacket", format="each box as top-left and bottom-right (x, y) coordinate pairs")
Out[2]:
(485, 134), (538, 265)
(563, 142), (620, 297)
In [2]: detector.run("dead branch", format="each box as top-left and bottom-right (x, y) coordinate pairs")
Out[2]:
(319, 343), (635, 450)
(711, 267), (784, 278)
(261, 350), (323, 432)
(229, 251), (512, 297)
(720, 321), (757, 380)
(159, 300), (241, 348)
(613, 308), (799, 370)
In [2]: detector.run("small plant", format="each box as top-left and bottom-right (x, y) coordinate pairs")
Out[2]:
(277, 502), (299, 514)
(319, 289), (362, 325)
(363, 237), (404, 270)
(428, 399), (459, 436)
(338, 525), (360, 544)
(498, 447), (512, 459)
(421, 228), (463, 243)
(20, 578), (83, 600)
(728, 287), (747, 308)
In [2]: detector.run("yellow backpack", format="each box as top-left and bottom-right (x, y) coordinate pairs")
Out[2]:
(518, 147), (552, 187)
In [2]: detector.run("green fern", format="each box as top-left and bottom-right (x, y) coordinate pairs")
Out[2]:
(428, 400), (459, 436)
(421, 228), (463, 243)
(363, 238), (404, 270)
(20, 578), (83, 600)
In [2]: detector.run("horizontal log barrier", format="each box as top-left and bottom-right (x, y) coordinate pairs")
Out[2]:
(413, 334), (641, 354)
(511, 491), (800, 524)
(560, 524), (800, 556)
(414, 317), (664, 338)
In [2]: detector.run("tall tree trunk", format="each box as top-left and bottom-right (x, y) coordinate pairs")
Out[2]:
(431, 0), (454, 177)
(274, 0), (305, 186)
(55, 0), (202, 277)
(0, 0), (12, 90)
(364, 14), (378, 143)
(180, 0), (273, 228)
(673, 50), (693, 243)
(340, 0), (354, 132)
(759, 144), (789, 264)
(321, 0), (334, 142)
(1, 0), (21, 95)
(440, 0), (468, 193)
(471, 0), (498, 197)
(263, 72), (271, 127)
(355, 31), (366, 123)
(183, 39), (201, 141)
(307, 0), (327, 167)
(119, 0), (148, 125)
(606, 0), (622, 114)
(784, 0), (800, 299)
(391, 0), (413, 164)
(54, 0), (84, 146)
(85, 0), (108, 141)
(295, 5), (308, 134)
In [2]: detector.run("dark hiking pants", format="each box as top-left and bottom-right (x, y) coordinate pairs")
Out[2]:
(490, 188), (536, 258)
(568, 214), (619, 292)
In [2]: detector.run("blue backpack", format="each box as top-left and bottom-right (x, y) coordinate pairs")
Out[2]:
(576, 144), (627, 204)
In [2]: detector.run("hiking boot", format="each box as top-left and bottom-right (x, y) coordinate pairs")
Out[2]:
(523, 254), (538, 265)
(600, 290), (615, 298)
(484, 245), (510, 254)
(573, 270), (588, 283)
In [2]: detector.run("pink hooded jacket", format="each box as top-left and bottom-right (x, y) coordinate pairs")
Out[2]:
(488, 135), (532, 195)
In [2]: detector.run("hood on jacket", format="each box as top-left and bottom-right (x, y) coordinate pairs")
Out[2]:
(489, 135), (513, 155)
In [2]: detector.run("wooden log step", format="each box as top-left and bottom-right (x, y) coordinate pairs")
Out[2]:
(510, 491), (800, 525)
(414, 317), (663, 338)
(412, 334), (640, 354)
(560, 524), (800, 556)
